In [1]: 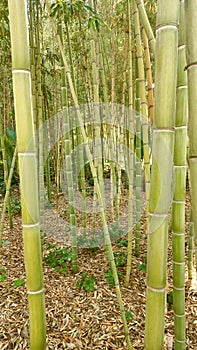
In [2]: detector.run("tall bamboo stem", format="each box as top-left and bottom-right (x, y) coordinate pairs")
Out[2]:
(145, 1), (179, 349)
(185, 0), (197, 276)
(172, 1), (187, 348)
(135, 0), (156, 56)
(8, 1), (46, 348)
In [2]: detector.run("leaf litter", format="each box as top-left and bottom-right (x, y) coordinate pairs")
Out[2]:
(0, 190), (196, 349)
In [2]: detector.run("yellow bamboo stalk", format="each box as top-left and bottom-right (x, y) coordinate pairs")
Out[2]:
(135, 0), (156, 57)
(125, 0), (134, 288)
(8, 1), (46, 348)
(145, 1), (179, 349)
(142, 28), (154, 126)
(185, 0), (197, 278)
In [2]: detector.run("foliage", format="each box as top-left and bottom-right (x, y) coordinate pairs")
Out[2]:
(50, 0), (105, 31)
(76, 273), (95, 292)
(0, 171), (6, 193)
(105, 268), (122, 287)
(167, 290), (173, 309)
(0, 268), (7, 282)
(10, 199), (21, 215)
(137, 262), (147, 273)
(44, 244), (72, 275)
(2, 240), (10, 245)
(116, 238), (128, 247)
(12, 279), (25, 287)
(114, 252), (126, 267)
(125, 311), (133, 321)
(144, 0), (157, 34)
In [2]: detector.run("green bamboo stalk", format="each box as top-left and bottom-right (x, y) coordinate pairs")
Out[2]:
(29, 0), (37, 135)
(0, 146), (17, 246)
(135, 72), (142, 257)
(110, 0), (118, 223)
(185, 0), (197, 277)
(8, 1), (46, 349)
(98, 38), (109, 103)
(64, 14), (86, 232)
(88, 0), (105, 232)
(125, 0), (134, 288)
(59, 18), (78, 273)
(145, 1), (179, 349)
(44, 2), (132, 348)
(135, 0), (156, 57)
(36, 1), (45, 233)
(188, 207), (194, 279)
(142, 28), (154, 126)
(0, 106), (13, 229)
(172, 2), (187, 348)
(133, 1), (151, 219)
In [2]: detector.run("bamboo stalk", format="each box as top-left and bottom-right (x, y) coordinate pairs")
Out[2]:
(145, 1), (179, 349)
(142, 28), (154, 126)
(59, 18), (78, 273)
(125, 0), (134, 288)
(135, 68), (142, 257)
(135, 0), (156, 57)
(0, 146), (17, 245)
(185, 0), (197, 277)
(188, 207), (194, 279)
(0, 107), (13, 229)
(133, 1), (151, 218)
(172, 2), (187, 348)
(8, 1), (46, 348)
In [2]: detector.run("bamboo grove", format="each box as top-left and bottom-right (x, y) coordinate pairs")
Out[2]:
(0, 0), (195, 348)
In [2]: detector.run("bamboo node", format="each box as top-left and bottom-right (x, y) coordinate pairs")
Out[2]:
(28, 288), (45, 295)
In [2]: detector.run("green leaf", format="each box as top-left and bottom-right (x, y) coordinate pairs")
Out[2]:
(125, 311), (133, 321)
(137, 262), (147, 273)
(6, 128), (16, 143)
(44, 245), (72, 272)
(61, 268), (67, 275)
(2, 240), (10, 245)
(76, 274), (95, 292)
(167, 291), (173, 305)
(46, 243), (55, 250)
(105, 269), (122, 287)
(12, 279), (25, 287)
(0, 269), (7, 282)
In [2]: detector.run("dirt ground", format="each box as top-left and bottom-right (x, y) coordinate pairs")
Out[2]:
(0, 189), (197, 349)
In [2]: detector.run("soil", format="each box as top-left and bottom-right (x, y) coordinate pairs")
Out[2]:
(0, 189), (197, 349)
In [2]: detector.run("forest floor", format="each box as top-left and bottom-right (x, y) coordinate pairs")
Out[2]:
(0, 187), (197, 349)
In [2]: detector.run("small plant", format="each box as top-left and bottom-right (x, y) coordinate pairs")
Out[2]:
(10, 199), (21, 215)
(116, 238), (128, 247)
(44, 245), (72, 275)
(125, 311), (133, 321)
(2, 240), (10, 245)
(76, 273), (95, 292)
(137, 262), (147, 273)
(12, 279), (25, 287)
(88, 177), (94, 186)
(86, 188), (94, 196)
(114, 252), (126, 267)
(167, 290), (173, 310)
(46, 243), (56, 250)
(0, 269), (7, 282)
(105, 268), (122, 287)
